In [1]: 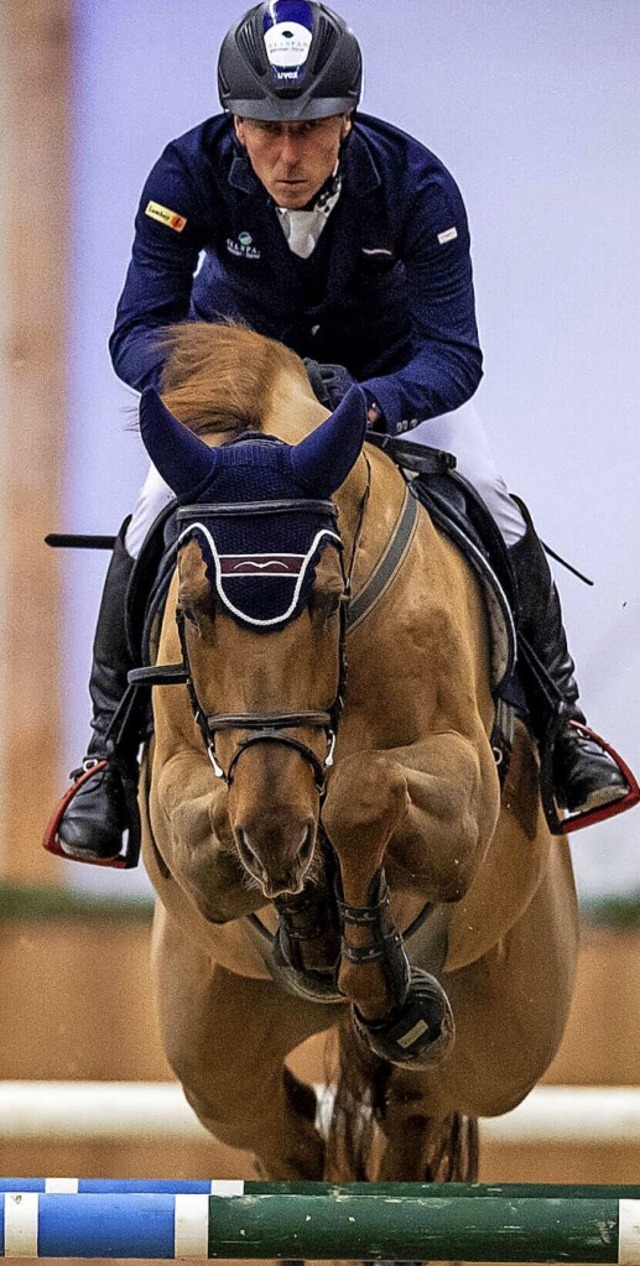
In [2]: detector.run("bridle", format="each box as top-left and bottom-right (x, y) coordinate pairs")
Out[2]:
(175, 578), (348, 794)
(165, 482), (369, 794)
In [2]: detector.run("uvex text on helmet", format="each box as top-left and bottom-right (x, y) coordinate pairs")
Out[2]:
(218, 0), (362, 122)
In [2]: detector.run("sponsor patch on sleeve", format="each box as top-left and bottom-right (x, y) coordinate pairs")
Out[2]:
(145, 201), (187, 232)
(437, 226), (458, 245)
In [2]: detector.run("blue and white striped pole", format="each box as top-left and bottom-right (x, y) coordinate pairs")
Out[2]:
(2, 1188), (640, 1261)
(2, 1192), (209, 1258)
(0, 1180), (244, 1196)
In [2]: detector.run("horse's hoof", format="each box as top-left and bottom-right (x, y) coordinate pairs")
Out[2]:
(353, 968), (455, 1068)
(270, 955), (344, 1003)
(272, 912), (342, 1002)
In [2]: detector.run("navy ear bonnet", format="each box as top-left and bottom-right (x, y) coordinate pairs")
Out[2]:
(139, 386), (367, 630)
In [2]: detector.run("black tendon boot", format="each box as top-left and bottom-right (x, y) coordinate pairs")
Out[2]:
(509, 502), (628, 815)
(57, 521), (139, 860)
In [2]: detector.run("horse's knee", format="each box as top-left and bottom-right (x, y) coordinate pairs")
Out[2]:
(324, 754), (409, 858)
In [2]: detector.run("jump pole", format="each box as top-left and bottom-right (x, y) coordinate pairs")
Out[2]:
(2, 1180), (640, 1200)
(4, 1082), (640, 1144)
(3, 1189), (640, 1261)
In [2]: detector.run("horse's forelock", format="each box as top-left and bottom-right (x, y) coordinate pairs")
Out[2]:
(156, 322), (309, 438)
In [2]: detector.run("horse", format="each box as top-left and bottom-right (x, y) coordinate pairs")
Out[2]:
(136, 320), (579, 1185)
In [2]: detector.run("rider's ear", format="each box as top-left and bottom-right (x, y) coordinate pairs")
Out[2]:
(234, 117), (246, 146)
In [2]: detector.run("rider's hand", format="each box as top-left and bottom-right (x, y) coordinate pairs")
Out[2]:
(304, 359), (356, 411)
(366, 401), (384, 430)
(304, 359), (386, 430)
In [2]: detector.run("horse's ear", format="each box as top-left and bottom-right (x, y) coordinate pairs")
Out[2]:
(139, 388), (218, 497)
(290, 386), (368, 497)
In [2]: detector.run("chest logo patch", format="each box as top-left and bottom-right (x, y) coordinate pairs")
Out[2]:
(226, 230), (261, 260)
(145, 201), (187, 232)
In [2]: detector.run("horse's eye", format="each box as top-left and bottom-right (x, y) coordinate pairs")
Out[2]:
(311, 588), (342, 622)
(181, 606), (201, 629)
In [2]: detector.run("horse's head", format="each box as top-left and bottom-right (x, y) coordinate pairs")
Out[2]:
(141, 383), (368, 898)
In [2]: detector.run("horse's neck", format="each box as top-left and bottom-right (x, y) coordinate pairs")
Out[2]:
(262, 376), (329, 444)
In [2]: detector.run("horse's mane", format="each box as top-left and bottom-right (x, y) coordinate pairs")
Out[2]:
(157, 321), (310, 437)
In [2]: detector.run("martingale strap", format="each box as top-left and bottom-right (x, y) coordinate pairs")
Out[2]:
(347, 484), (419, 633)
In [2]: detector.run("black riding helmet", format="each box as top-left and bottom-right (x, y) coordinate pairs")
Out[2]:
(218, 0), (362, 121)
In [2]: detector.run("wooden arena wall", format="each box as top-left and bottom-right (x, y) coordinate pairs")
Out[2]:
(0, 1), (69, 881)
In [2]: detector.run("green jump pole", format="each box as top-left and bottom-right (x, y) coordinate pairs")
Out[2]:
(240, 1181), (640, 1201)
(203, 1193), (632, 1262)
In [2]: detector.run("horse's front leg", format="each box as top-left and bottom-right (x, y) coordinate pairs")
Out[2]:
(323, 728), (500, 1067)
(271, 829), (343, 1001)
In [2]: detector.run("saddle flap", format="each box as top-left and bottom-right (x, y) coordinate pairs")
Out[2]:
(410, 473), (518, 693)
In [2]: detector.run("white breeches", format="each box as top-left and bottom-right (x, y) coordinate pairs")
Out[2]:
(125, 464), (177, 558)
(410, 400), (526, 547)
(124, 399), (526, 559)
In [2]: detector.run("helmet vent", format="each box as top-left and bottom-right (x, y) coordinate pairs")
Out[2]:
(237, 21), (268, 74)
(310, 18), (338, 74)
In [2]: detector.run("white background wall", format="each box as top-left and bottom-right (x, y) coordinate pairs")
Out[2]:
(66, 0), (640, 898)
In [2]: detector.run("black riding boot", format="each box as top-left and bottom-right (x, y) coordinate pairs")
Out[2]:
(509, 501), (628, 815)
(57, 521), (139, 860)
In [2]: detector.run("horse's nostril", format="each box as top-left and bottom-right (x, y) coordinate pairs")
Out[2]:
(299, 821), (315, 862)
(240, 830), (258, 861)
(237, 829), (263, 877)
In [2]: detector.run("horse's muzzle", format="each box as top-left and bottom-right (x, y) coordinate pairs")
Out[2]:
(234, 820), (316, 900)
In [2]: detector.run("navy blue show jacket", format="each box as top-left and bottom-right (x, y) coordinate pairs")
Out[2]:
(110, 112), (483, 432)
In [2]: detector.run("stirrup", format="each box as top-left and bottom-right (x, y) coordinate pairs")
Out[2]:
(43, 760), (141, 869)
(540, 720), (640, 836)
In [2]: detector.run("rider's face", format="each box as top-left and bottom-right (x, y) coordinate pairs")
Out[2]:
(234, 114), (352, 209)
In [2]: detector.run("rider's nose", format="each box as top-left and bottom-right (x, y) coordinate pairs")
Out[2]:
(279, 134), (301, 165)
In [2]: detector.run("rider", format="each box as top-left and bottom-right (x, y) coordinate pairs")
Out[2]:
(56, 0), (628, 861)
